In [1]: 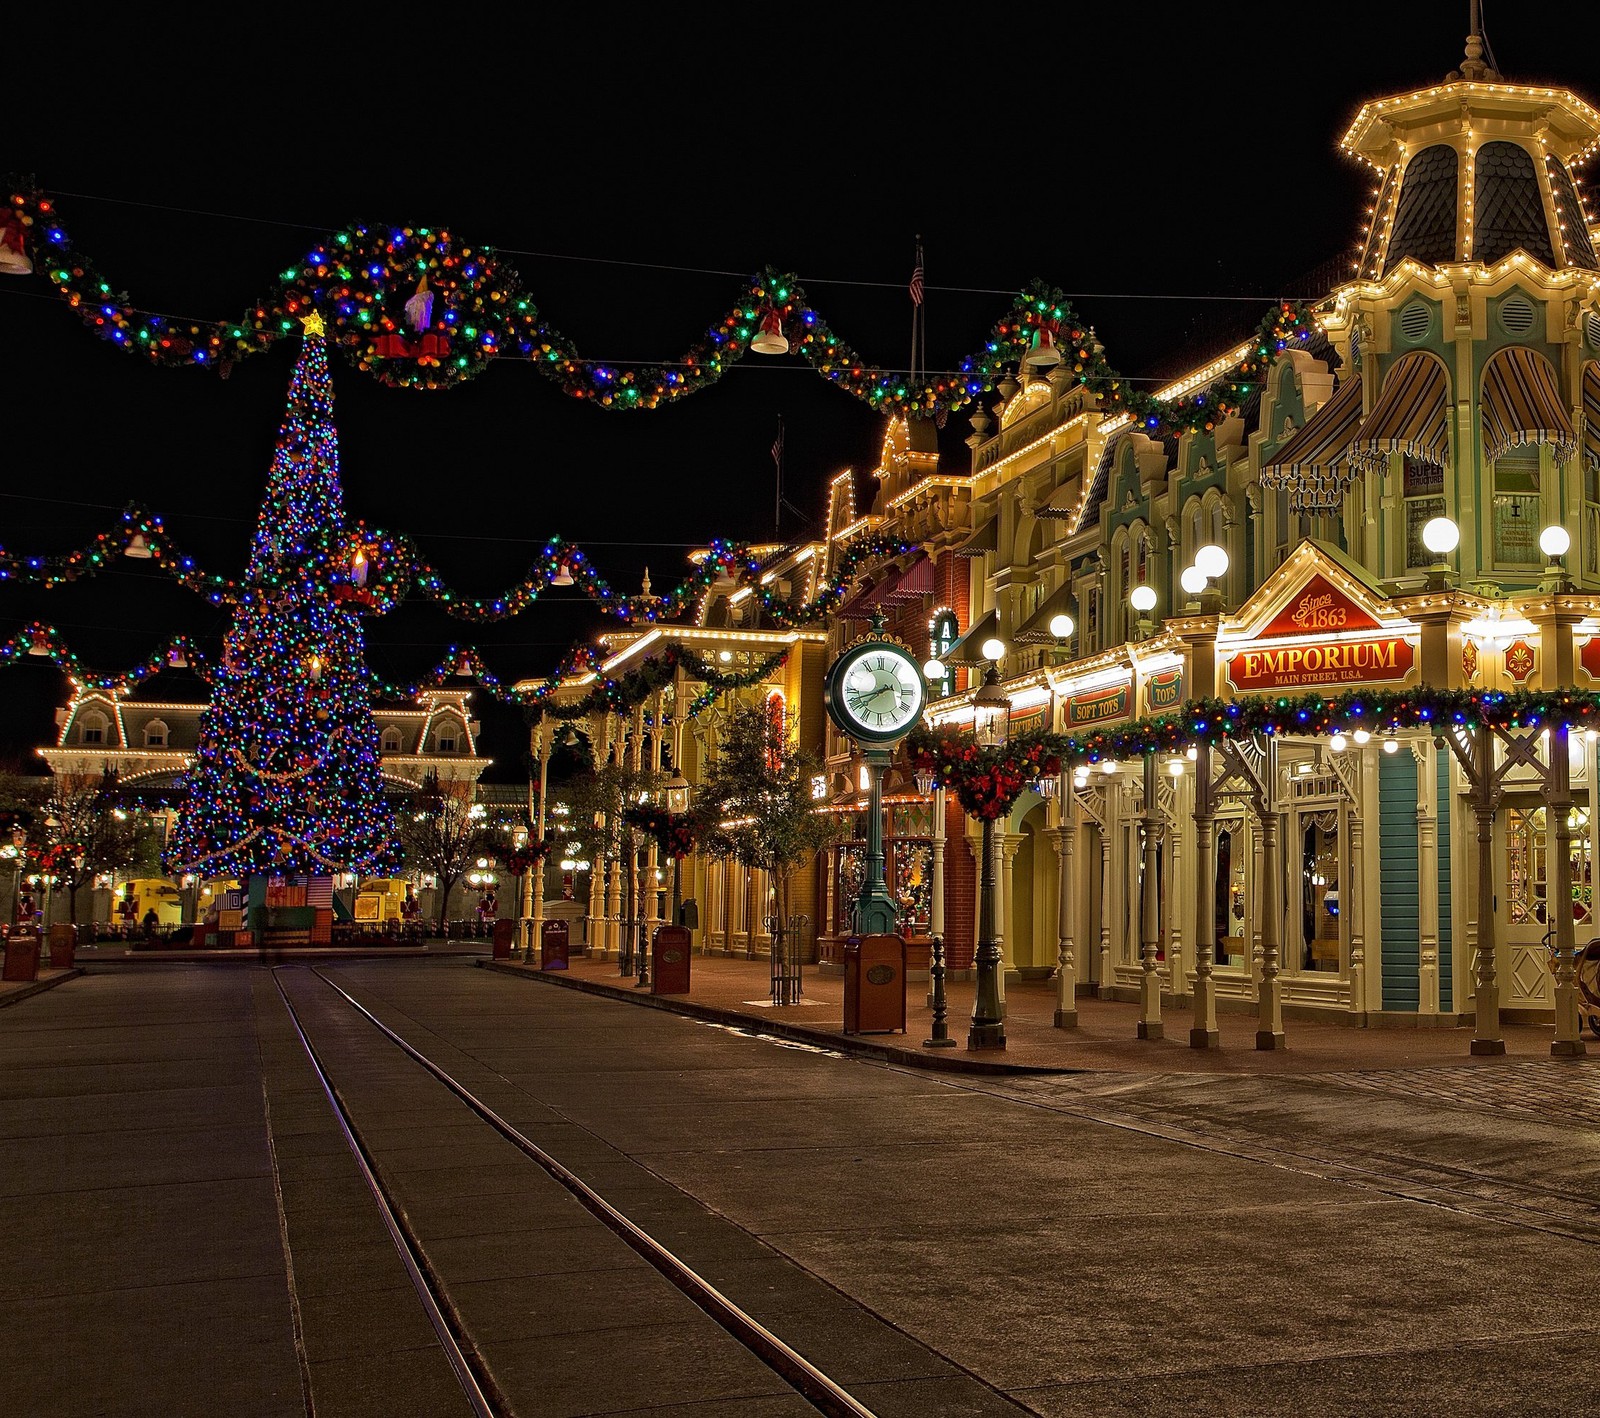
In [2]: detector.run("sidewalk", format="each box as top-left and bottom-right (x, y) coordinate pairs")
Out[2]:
(485, 947), (1600, 1076)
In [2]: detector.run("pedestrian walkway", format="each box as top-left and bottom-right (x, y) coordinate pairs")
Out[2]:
(486, 946), (1599, 1076)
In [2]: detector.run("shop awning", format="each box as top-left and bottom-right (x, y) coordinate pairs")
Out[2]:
(1481, 345), (1575, 464)
(941, 608), (1000, 667)
(953, 517), (998, 557)
(1348, 351), (1450, 470)
(1013, 582), (1077, 644)
(1586, 363), (1600, 468)
(1259, 374), (1364, 513)
(837, 552), (933, 619)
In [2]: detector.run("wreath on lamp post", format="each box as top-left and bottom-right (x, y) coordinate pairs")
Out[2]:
(621, 803), (698, 860)
(907, 727), (1060, 821)
(502, 839), (552, 877)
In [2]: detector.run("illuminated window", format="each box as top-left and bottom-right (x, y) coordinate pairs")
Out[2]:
(80, 712), (108, 745)
(381, 727), (403, 754)
(1402, 456), (1446, 569)
(1492, 446), (1541, 566)
(143, 719), (168, 749)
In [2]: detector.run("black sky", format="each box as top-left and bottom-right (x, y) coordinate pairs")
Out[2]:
(6, 6), (1598, 781)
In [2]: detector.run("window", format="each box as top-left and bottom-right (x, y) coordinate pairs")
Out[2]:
(1402, 456), (1446, 569)
(1492, 446), (1541, 566)
(1587, 457), (1600, 575)
(381, 727), (403, 754)
(435, 732), (458, 754)
(80, 712), (108, 745)
(1082, 586), (1101, 652)
(143, 720), (168, 749)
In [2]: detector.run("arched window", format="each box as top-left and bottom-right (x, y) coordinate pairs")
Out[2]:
(380, 726), (403, 754)
(79, 711), (108, 745)
(434, 722), (460, 754)
(143, 719), (168, 749)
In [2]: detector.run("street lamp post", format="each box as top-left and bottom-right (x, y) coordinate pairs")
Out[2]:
(664, 770), (691, 925)
(913, 765), (955, 1048)
(968, 660), (1012, 1050)
(524, 717), (553, 962)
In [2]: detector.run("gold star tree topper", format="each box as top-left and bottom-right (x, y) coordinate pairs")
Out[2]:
(300, 310), (326, 337)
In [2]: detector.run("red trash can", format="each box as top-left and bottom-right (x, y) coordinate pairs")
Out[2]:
(49, 923), (76, 968)
(492, 918), (517, 959)
(843, 933), (907, 1035)
(3, 930), (41, 982)
(651, 925), (692, 995)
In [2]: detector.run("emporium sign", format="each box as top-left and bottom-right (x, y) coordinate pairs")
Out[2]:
(1225, 575), (1414, 692)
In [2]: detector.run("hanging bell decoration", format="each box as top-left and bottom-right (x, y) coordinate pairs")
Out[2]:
(27, 630), (50, 656)
(749, 308), (789, 356)
(551, 561), (576, 587)
(0, 209), (33, 276)
(455, 652), (474, 677)
(124, 533), (153, 559)
(168, 645), (189, 669)
(1024, 321), (1062, 370)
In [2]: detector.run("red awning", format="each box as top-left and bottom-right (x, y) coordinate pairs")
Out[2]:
(840, 552), (931, 618)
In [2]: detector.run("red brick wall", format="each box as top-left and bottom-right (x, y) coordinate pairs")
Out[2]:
(942, 797), (977, 969)
(933, 551), (971, 693)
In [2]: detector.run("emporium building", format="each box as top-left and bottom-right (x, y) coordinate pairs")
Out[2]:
(809, 35), (1600, 1055)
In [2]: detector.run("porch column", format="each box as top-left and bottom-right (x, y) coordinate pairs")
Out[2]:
(1548, 726), (1586, 1056)
(1256, 739), (1285, 1050)
(1346, 758), (1368, 1019)
(1053, 782), (1078, 1028)
(1191, 743), (1219, 1048)
(1471, 722), (1505, 1055)
(1138, 754), (1164, 1040)
(929, 785), (947, 1008)
(1098, 813), (1114, 998)
(994, 827), (1011, 1013)
(1416, 744), (1441, 1017)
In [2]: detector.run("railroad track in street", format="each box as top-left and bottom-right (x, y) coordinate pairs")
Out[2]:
(270, 964), (941, 1418)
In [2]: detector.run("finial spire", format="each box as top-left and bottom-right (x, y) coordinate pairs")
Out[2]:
(1448, 0), (1499, 81)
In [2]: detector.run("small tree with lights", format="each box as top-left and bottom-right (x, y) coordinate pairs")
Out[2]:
(398, 769), (497, 932)
(165, 315), (401, 881)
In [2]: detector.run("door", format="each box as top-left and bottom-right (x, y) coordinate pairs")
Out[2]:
(1500, 799), (1553, 1009)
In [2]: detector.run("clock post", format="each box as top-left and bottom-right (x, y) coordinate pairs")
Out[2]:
(856, 747), (898, 936)
(821, 613), (928, 941)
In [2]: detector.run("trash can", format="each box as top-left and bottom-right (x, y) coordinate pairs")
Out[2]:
(3, 930), (41, 983)
(48, 922), (76, 969)
(492, 918), (517, 959)
(651, 925), (692, 995)
(843, 933), (906, 1035)
(540, 918), (570, 971)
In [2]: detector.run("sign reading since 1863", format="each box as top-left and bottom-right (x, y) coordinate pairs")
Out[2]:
(1225, 574), (1415, 693)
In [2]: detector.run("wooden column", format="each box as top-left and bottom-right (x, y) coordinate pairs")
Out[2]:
(1138, 755), (1164, 1040)
(1255, 737), (1285, 1050)
(1052, 780), (1078, 1029)
(1471, 721), (1504, 1054)
(1548, 726), (1586, 1056)
(1190, 743), (1219, 1048)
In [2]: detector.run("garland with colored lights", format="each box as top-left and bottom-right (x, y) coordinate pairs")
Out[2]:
(6, 180), (1316, 434)
(525, 644), (791, 723)
(0, 622), (204, 691)
(5, 501), (916, 629)
(909, 687), (1600, 809)
(620, 804), (698, 860)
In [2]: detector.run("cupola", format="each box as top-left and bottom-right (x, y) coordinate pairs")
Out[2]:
(1342, 21), (1600, 278)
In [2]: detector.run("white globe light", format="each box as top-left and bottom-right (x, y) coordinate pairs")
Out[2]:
(1352, 729), (1371, 745)
(1383, 738), (1400, 754)
(1180, 566), (1209, 595)
(1100, 759), (1117, 775)
(1048, 613), (1075, 640)
(1540, 524), (1571, 558)
(922, 657), (945, 681)
(980, 637), (1006, 662)
(1194, 544), (1229, 579)
(1167, 758), (1184, 777)
(1421, 517), (1460, 555)
(1129, 584), (1157, 613)
(1329, 733), (1348, 753)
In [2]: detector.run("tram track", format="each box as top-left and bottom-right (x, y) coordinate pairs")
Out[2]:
(270, 964), (911, 1418)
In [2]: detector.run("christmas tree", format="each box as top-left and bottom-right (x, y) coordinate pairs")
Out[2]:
(166, 312), (401, 876)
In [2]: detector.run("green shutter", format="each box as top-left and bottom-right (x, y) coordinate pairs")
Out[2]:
(1379, 753), (1420, 1011)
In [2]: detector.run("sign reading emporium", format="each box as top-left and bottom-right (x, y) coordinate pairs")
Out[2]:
(1225, 574), (1415, 692)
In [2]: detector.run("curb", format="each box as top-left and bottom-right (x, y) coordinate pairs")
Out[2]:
(0, 967), (84, 1008)
(477, 959), (1078, 1076)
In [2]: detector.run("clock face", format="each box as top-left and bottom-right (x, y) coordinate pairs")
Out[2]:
(825, 642), (926, 743)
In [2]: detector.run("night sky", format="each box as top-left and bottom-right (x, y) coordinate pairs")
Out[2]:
(6, 8), (1598, 782)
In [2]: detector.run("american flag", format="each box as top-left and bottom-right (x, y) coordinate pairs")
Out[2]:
(771, 421), (784, 464)
(909, 246), (924, 307)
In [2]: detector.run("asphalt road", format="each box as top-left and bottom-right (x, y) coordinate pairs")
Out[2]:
(3, 956), (1596, 1416)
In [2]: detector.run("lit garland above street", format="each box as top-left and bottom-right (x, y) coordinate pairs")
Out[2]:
(0, 504), (915, 628)
(4, 181), (1316, 435)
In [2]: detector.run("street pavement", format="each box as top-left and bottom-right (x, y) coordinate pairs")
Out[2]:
(4, 944), (1600, 1416)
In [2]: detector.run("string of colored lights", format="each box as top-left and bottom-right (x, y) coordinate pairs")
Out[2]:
(2, 501), (918, 629)
(4, 180), (1317, 435)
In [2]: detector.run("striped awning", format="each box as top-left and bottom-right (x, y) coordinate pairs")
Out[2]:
(954, 517), (998, 557)
(1014, 582), (1077, 644)
(1259, 374), (1363, 513)
(1481, 346), (1575, 464)
(837, 552), (933, 619)
(1586, 363), (1600, 467)
(941, 609), (1000, 667)
(1348, 351), (1450, 471)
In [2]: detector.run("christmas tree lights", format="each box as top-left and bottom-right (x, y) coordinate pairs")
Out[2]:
(165, 316), (401, 876)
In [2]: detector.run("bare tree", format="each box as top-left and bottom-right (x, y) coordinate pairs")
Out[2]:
(398, 770), (497, 931)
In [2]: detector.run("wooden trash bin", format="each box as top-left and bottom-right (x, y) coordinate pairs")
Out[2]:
(843, 933), (907, 1035)
(3, 930), (41, 982)
(651, 925), (692, 995)
(492, 918), (517, 959)
(49, 922), (76, 968)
